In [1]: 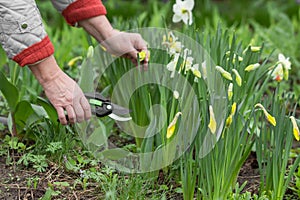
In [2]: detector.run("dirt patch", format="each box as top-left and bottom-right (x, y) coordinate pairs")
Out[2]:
(237, 152), (260, 194)
(0, 156), (103, 200)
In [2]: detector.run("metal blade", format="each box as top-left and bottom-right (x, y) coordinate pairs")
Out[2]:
(108, 113), (132, 121)
(111, 103), (131, 115)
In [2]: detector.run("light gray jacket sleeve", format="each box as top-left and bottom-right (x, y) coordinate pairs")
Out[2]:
(51, 0), (76, 13)
(0, 0), (54, 66)
(0, 0), (107, 66)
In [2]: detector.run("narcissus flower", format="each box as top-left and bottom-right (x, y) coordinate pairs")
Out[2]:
(208, 105), (217, 134)
(226, 102), (237, 127)
(167, 53), (180, 78)
(191, 64), (201, 78)
(173, 90), (180, 99)
(269, 53), (291, 82)
(172, 0), (195, 25)
(250, 46), (261, 52)
(232, 69), (242, 87)
(68, 56), (83, 67)
(180, 56), (194, 73)
(138, 50), (148, 62)
(162, 32), (183, 55)
(270, 64), (284, 82)
(245, 63), (260, 72)
(277, 53), (291, 80)
(255, 103), (276, 126)
(216, 66), (232, 81)
(167, 112), (182, 139)
(228, 83), (233, 101)
(290, 116), (300, 141)
(87, 46), (94, 58)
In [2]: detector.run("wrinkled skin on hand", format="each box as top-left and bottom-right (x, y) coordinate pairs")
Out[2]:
(101, 30), (149, 67)
(42, 70), (92, 125)
(29, 56), (91, 125)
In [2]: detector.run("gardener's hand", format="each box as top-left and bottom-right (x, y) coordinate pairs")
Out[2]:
(100, 30), (149, 66)
(29, 56), (91, 125)
(79, 15), (149, 67)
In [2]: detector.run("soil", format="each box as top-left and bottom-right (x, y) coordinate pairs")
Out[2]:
(0, 152), (263, 200)
(0, 156), (103, 200)
(0, 139), (298, 199)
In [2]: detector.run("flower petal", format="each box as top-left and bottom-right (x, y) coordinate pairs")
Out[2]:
(255, 103), (276, 127)
(228, 83), (233, 101)
(172, 14), (182, 23)
(181, 13), (189, 25)
(208, 105), (217, 134)
(245, 63), (260, 71)
(167, 112), (182, 139)
(183, 0), (195, 10)
(232, 69), (242, 87)
(290, 116), (300, 141)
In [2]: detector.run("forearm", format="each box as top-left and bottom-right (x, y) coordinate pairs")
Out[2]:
(78, 15), (115, 43)
(28, 55), (61, 85)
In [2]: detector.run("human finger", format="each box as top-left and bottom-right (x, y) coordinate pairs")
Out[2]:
(80, 96), (92, 120)
(74, 99), (85, 123)
(56, 106), (68, 125)
(66, 105), (76, 124)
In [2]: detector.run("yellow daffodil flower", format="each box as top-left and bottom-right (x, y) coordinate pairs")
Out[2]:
(208, 105), (217, 134)
(228, 83), (233, 101)
(250, 46), (261, 52)
(138, 50), (147, 62)
(225, 115), (232, 128)
(231, 102), (237, 114)
(192, 69), (201, 78)
(191, 63), (201, 79)
(167, 112), (182, 139)
(67, 56), (83, 67)
(255, 103), (276, 126)
(87, 46), (94, 58)
(232, 69), (242, 87)
(290, 116), (300, 141)
(216, 66), (233, 81)
(245, 63), (260, 72)
(226, 102), (237, 128)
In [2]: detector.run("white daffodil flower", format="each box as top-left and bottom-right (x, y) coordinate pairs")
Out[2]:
(167, 53), (180, 78)
(162, 32), (183, 55)
(270, 64), (284, 82)
(278, 53), (291, 70)
(278, 53), (291, 80)
(180, 56), (194, 73)
(173, 90), (180, 99)
(172, 0), (195, 25)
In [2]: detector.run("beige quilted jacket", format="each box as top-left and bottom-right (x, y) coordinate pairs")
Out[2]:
(0, 0), (106, 66)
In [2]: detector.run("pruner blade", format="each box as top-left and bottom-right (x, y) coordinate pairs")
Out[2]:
(84, 92), (132, 122)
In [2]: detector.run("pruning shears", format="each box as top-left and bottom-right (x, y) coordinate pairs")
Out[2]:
(84, 92), (132, 122)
